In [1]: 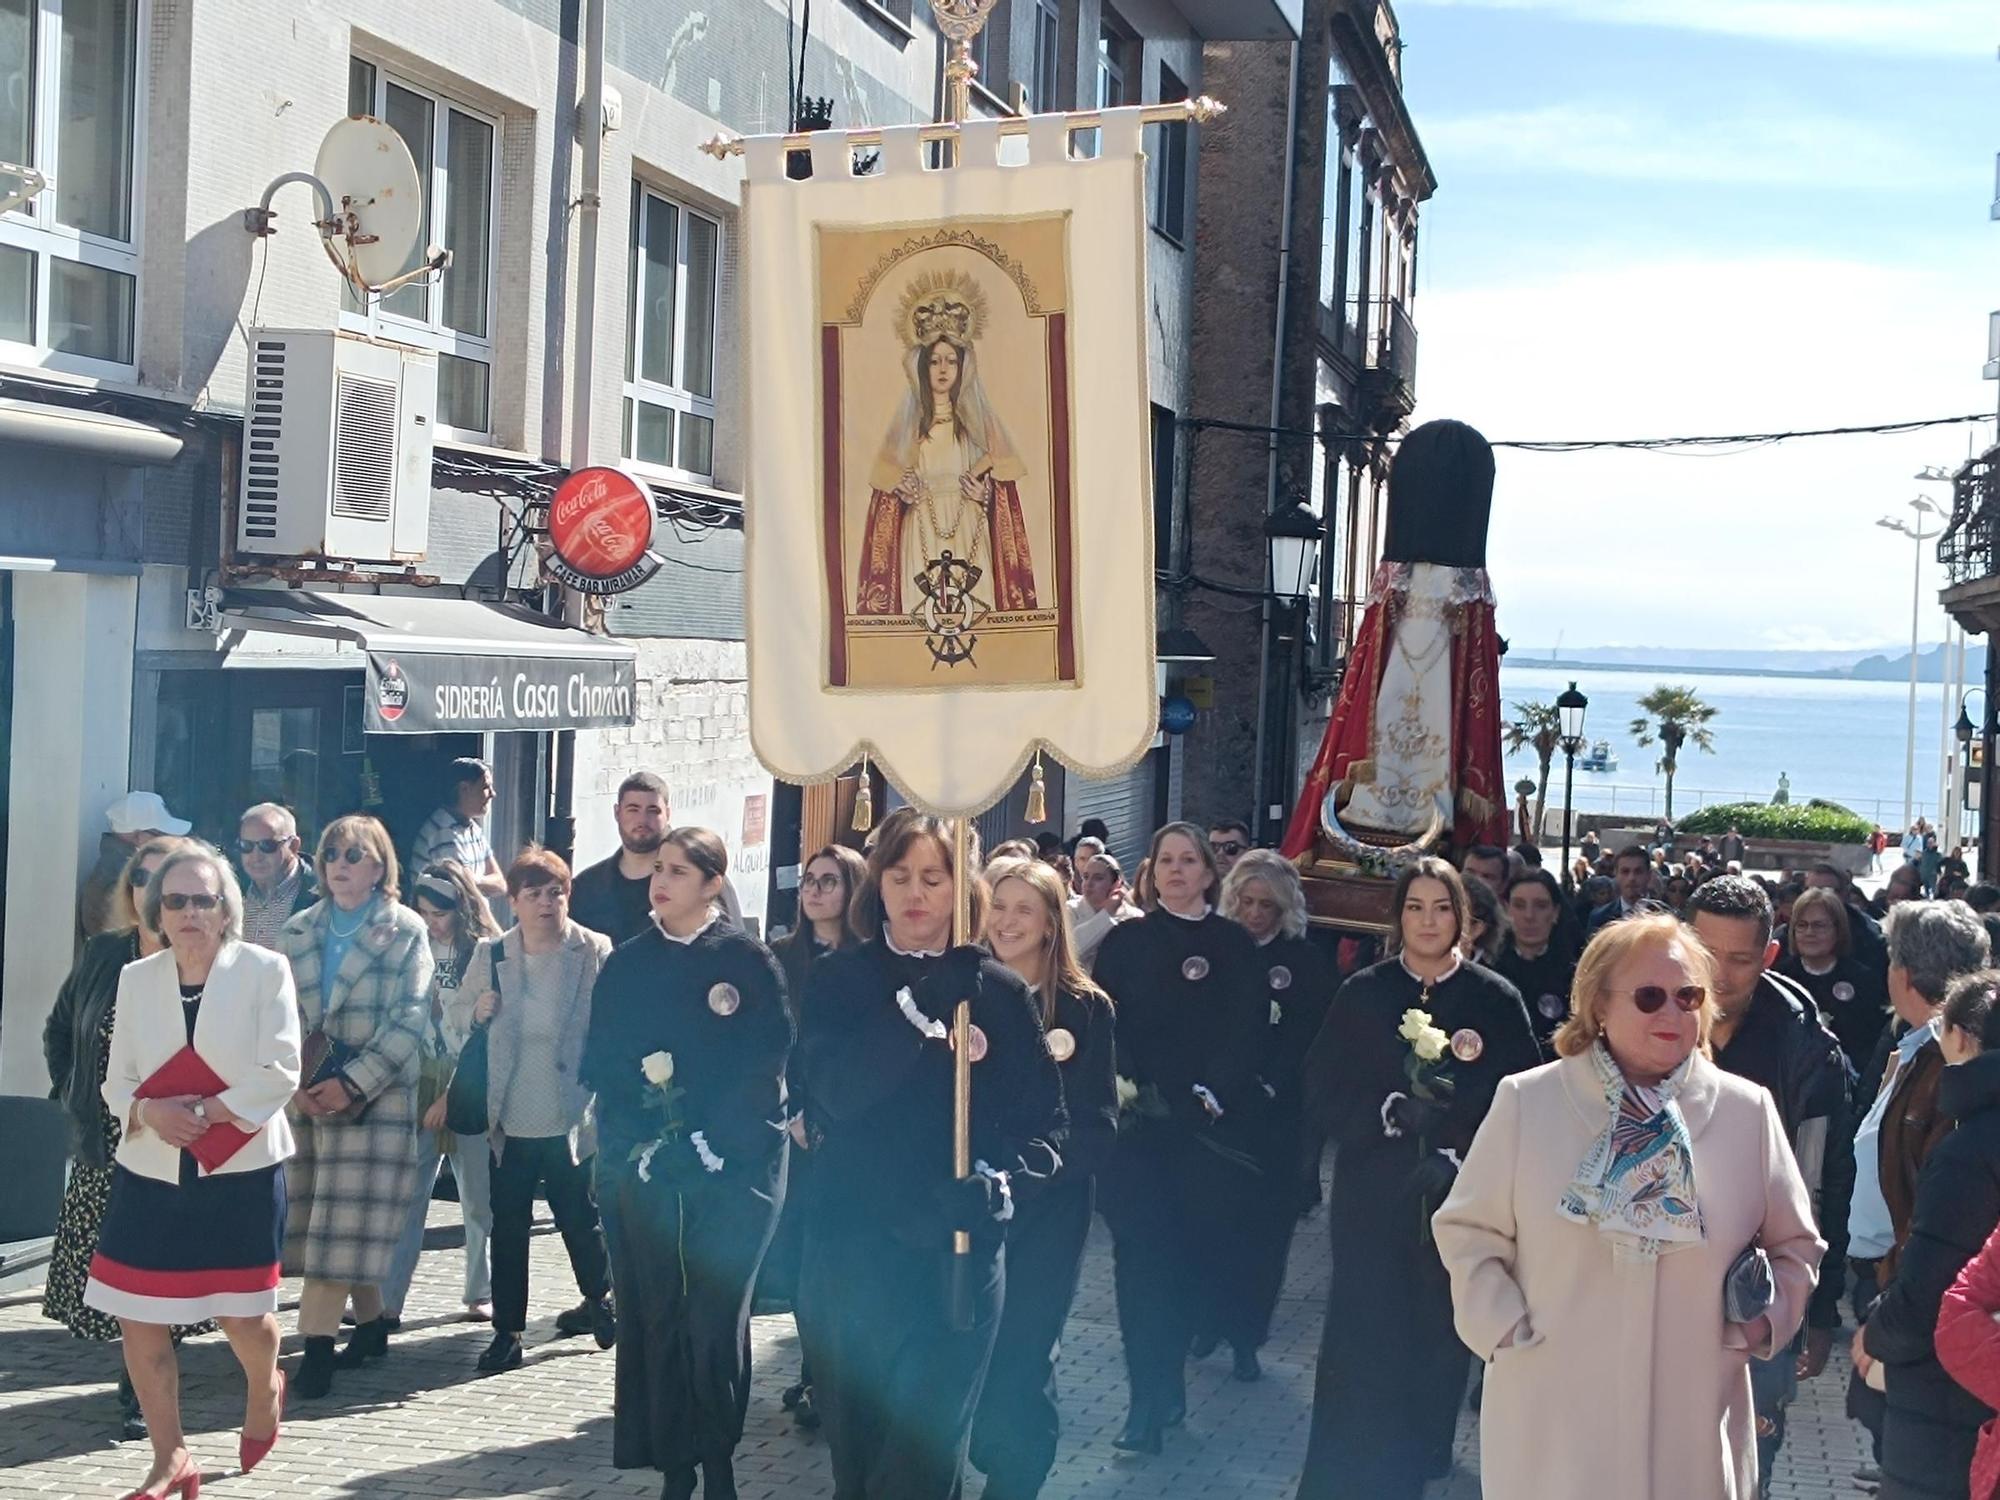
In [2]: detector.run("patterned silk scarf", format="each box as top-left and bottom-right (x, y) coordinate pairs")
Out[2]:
(1557, 1040), (1705, 1258)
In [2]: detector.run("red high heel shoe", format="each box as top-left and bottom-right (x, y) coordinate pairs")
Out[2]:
(239, 1369), (285, 1474)
(119, 1453), (199, 1500)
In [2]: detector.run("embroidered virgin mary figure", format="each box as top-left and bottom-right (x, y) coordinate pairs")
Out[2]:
(854, 269), (1040, 616)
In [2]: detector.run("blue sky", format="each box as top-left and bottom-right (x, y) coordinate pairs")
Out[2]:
(1395, 0), (1999, 652)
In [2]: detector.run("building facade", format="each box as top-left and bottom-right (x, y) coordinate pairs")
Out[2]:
(0, 0), (1295, 1091)
(1176, 0), (1431, 842)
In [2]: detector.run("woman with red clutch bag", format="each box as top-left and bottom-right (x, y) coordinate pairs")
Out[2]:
(84, 844), (302, 1500)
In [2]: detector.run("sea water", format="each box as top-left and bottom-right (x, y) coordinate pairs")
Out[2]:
(1498, 663), (1962, 832)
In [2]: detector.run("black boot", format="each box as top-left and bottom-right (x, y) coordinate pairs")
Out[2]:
(1232, 1346), (1263, 1382)
(702, 1454), (738, 1500)
(1187, 1332), (1219, 1359)
(333, 1315), (390, 1367)
(588, 1294), (617, 1350)
(294, 1336), (337, 1400)
(476, 1331), (524, 1373)
(1113, 1408), (1162, 1456)
(115, 1370), (147, 1441)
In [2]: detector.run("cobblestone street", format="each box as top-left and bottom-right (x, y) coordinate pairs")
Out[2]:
(0, 1193), (1870, 1499)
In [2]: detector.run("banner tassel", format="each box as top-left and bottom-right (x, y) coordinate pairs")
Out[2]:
(852, 756), (875, 833)
(1025, 752), (1048, 825)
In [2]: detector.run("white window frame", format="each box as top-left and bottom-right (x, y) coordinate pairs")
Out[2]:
(1032, 0), (1063, 114)
(622, 180), (721, 485)
(339, 61), (499, 443)
(0, 0), (148, 380)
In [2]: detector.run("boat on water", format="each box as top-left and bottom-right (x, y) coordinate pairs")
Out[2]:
(1579, 740), (1619, 773)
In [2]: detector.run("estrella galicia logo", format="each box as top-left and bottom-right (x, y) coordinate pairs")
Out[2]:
(377, 659), (409, 723)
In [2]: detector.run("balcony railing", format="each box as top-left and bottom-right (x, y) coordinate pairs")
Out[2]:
(1939, 450), (2000, 588)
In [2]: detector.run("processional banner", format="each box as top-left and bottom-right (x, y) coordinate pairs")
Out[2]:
(743, 111), (1159, 816)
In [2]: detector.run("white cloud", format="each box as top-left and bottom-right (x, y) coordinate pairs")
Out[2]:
(1418, 254), (1995, 650)
(1422, 102), (1973, 193)
(1404, 0), (1993, 56)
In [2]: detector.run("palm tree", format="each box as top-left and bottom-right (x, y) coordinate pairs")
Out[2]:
(1630, 685), (1718, 821)
(1504, 700), (1563, 833)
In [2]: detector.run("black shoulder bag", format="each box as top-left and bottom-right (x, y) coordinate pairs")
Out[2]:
(444, 948), (496, 1137)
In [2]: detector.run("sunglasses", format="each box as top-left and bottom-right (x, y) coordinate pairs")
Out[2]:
(801, 873), (845, 893)
(1621, 984), (1707, 1015)
(1209, 840), (1246, 858)
(161, 892), (221, 912)
(237, 837), (290, 855)
(128, 867), (152, 888)
(322, 846), (372, 866)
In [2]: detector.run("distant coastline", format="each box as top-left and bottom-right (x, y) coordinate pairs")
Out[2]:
(1514, 642), (1985, 685)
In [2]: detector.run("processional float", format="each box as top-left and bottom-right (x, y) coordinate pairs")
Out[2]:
(1280, 419), (1512, 932)
(715, 1), (1217, 1310)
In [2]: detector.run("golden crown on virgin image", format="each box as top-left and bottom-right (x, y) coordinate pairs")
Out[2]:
(897, 267), (989, 349)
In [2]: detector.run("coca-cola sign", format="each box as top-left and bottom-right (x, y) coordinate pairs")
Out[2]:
(545, 466), (664, 594)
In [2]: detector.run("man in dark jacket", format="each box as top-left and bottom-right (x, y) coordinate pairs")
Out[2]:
(1587, 845), (1655, 932)
(1688, 876), (1854, 1493)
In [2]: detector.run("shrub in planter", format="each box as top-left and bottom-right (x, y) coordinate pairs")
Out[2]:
(1677, 802), (1873, 845)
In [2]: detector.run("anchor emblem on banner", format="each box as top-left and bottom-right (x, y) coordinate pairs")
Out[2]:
(914, 549), (988, 668)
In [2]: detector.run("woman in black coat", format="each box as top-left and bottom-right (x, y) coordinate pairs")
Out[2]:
(1210, 848), (1335, 1381)
(763, 842), (867, 1431)
(1295, 856), (1541, 1500)
(969, 856), (1117, 1500)
(1093, 821), (1270, 1454)
(796, 809), (1065, 1500)
(1859, 968), (2000, 1500)
(582, 828), (793, 1500)
(1492, 869), (1577, 1051)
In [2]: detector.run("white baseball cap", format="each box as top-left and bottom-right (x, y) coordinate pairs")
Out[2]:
(104, 790), (193, 836)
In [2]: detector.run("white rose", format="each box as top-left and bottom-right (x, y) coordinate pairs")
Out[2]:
(641, 1051), (675, 1086)
(1115, 1075), (1139, 1108)
(1413, 1027), (1449, 1064)
(1399, 1008), (1433, 1044)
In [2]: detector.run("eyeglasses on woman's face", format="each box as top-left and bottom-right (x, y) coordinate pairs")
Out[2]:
(801, 873), (845, 894)
(161, 892), (221, 912)
(1617, 983), (1707, 1015)
(322, 845), (371, 865)
(1791, 918), (1836, 936)
(129, 867), (153, 887)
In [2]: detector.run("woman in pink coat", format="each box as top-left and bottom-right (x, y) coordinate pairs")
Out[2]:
(1932, 1181), (2000, 1499)
(1433, 912), (1824, 1499)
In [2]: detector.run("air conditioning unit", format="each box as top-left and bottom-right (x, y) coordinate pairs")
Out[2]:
(237, 328), (436, 562)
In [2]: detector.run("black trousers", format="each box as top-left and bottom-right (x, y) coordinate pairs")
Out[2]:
(1104, 1130), (1256, 1418)
(489, 1135), (610, 1334)
(802, 1223), (1003, 1500)
(969, 1182), (1092, 1500)
(605, 1155), (783, 1473)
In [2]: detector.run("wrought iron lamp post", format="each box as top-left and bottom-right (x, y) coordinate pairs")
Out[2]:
(1557, 680), (1589, 891)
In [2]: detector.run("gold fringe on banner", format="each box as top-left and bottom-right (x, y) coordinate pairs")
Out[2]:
(1025, 752), (1047, 825)
(853, 755), (875, 833)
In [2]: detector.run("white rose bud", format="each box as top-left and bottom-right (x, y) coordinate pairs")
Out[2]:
(1115, 1075), (1139, 1108)
(641, 1051), (675, 1086)
(1413, 1027), (1449, 1064)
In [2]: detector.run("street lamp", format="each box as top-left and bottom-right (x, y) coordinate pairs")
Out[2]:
(1557, 680), (1589, 890)
(1957, 689), (1989, 851)
(1878, 495), (1944, 831)
(1264, 499), (1325, 601)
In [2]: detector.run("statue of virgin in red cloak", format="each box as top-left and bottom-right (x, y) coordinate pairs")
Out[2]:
(854, 270), (1039, 616)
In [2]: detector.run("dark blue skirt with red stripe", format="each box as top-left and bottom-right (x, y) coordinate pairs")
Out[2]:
(83, 1151), (286, 1324)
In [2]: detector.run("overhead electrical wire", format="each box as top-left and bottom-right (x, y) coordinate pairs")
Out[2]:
(1180, 411), (1996, 454)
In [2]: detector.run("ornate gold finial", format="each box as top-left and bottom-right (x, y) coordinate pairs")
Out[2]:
(897, 268), (988, 349)
(933, 0), (1003, 126)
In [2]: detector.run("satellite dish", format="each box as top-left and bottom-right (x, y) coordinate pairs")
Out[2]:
(313, 117), (424, 293)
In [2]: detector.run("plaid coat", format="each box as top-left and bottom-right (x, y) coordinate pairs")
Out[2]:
(275, 898), (434, 1285)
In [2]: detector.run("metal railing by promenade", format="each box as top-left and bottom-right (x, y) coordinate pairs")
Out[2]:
(1526, 781), (1937, 829)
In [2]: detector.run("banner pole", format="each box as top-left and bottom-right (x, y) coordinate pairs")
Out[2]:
(938, 0), (998, 1333)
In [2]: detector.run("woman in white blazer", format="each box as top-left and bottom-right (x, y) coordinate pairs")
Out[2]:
(84, 845), (301, 1500)
(1431, 912), (1823, 1500)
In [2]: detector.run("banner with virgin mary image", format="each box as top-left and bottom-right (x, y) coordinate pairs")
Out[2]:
(741, 110), (1158, 816)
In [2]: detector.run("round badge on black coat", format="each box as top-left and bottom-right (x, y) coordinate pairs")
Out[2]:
(1450, 1028), (1485, 1063)
(1538, 992), (1567, 1021)
(1269, 965), (1293, 991)
(964, 1024), (989, 1063)
(1832, 981), (1856, 1003)
(1046, 1027), (1077, 1063)
(707, 982), (741, 1016)
(1182, 956), (1210, 982)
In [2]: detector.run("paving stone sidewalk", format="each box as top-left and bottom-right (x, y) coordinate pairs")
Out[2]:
(0, 1193), (1871, 1498)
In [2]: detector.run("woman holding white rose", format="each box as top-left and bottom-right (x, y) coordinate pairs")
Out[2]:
(1294, 856), (1539, 1500)
(582, 827), (792, 1500)
(1431, 912), (1823, 1498)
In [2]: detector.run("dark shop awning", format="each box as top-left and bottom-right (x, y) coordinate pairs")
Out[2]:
(217, 589), (637, 734)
